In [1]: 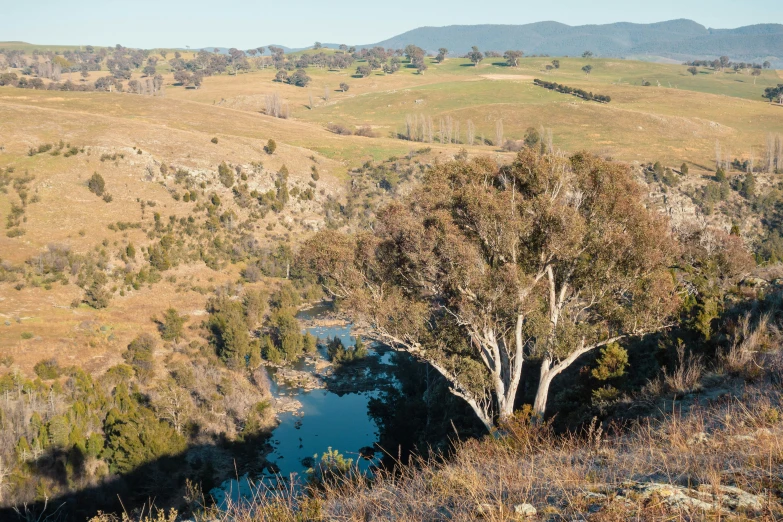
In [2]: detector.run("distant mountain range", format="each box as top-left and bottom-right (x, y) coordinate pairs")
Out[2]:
(213, 19), (781, 67)
(365, 19), (783, 65)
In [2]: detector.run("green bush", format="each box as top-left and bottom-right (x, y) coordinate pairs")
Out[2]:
(218, 162), (234, 188)
(34, 358), (60, 380)
(123, 334), (156, 381)
(87, 172), (105, 196)
(266, 139), (277, 154)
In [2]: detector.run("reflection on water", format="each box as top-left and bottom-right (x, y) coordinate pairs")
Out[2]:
(211, 303), (391, 507)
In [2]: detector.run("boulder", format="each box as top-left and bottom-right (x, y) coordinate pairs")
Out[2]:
(513, 503), (537, 518)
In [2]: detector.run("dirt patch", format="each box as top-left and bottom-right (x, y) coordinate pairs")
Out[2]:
(480, 74), (535, 81)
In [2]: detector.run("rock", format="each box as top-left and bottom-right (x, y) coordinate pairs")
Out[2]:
(359, 446), (376, 459)
(741, 276), (768, 288)
(474, 503), (494, 517)
(513, 503), (537, 517)
(687, 431), (710, 446)
(300, 456), (315, 468)
(618, 481), (767, 515)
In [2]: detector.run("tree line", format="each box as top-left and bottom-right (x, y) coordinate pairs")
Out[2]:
(533, 78), (611, 103)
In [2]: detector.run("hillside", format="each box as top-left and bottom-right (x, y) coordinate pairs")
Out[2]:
(2, 37), (783, 520)
(365, 19), (783, 66)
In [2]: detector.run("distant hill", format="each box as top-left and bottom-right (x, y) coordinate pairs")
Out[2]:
(363, 19), (783, 66)
(196, 44), (343, 55)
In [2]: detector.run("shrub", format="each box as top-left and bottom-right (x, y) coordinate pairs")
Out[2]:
(159, 307), (187, 341)
(327, 123), (353, 135)
(211, 137), (218, 144)
(265, 139), (277, 154)
(680, 162), (689, 175)
(21, 331), (34, 340)
(218, 162), (234, 188)
(340, 82), (349, 92)
(355, 126), (377, 138)
(124, 333), (156, 381)
(34, 358), (60, 380)
(87, 172), (105, 196)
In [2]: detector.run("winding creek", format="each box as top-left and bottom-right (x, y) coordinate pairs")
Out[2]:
(211, 302), (397, 506)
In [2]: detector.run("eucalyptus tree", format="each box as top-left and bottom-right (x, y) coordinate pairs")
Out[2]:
(504, 50), (523, 67)
(302, 151), (678, 430)
(468, 46), (484, 66)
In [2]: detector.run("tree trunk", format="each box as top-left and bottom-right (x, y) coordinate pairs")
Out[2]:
(533, 358), (554, 416)
(467, 399), (495, 433)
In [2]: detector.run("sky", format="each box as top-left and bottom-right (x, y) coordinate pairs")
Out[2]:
(0, 0), (780, 49)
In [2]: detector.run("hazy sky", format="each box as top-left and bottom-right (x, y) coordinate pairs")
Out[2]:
(1, 0), (779, 49)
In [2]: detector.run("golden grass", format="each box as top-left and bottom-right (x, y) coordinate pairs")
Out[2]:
(160, 384), (783, 522)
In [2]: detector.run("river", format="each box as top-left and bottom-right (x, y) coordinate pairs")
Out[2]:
(211, 302), (395, 506)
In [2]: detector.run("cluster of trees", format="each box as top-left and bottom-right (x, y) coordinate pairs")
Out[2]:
(326, 336), (368, 364)
(684, 57), (770, 72)
(403, 114), (493, 146)
(533, 78), (611, 103)
(501, 126), (554, 154)
(0, 305), (273, 514)
(205, 278), (319, 367)
(274, 68), (311, 87)
(764, 84), (783, 104)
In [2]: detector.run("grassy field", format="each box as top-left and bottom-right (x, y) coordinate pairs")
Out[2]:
(161, 55), (783, 167)
(0, 51), (782, 376)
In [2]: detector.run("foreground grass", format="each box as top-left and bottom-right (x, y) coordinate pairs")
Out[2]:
(111, 382), (782, 521)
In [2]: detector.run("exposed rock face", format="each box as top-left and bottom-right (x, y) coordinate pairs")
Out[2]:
(273, 367), (326, 391)
(513, 503), (537, 518)
(605, 481), (767, 515)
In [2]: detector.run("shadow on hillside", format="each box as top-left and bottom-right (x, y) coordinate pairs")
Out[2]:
(0, 351), (484, 521)
(0, 429), (272, 522)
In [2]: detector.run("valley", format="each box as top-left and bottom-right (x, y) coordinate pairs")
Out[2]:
(0, 31), (783, 520)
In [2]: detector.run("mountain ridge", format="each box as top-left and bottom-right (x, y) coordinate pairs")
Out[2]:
(360, 19), (782, 65)
(5, 19), (781, 66)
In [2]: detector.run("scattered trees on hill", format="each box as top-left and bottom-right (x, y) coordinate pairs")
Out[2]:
(687, 66), (698, 76)
(302, 151), (677, 430)
(551, 59), (560, 69)
(582, 64), (593, 75)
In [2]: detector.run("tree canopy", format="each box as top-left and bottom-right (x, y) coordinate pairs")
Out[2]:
(302, 150), (678, 430)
